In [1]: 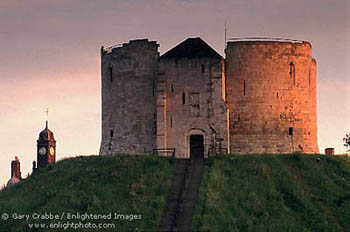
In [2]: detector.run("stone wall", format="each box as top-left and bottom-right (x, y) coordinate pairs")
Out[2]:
(99, 38), (319, 157)
(225, 41), (319, 153)
(157, 57), (228, 158)
(99, 39), (159, 155)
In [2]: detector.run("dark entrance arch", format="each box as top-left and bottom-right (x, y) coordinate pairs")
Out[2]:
(190, 135), (204, 158)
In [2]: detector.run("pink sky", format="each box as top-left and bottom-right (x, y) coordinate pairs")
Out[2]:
(0, 0), (349, 186)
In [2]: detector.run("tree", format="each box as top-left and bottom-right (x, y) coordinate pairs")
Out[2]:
(344, 133), (350, 152)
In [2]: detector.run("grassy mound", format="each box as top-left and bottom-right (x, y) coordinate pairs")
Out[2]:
(2, 154), (349, 232)
(0, 155), (174, 232)
(193, 154), (350, 232)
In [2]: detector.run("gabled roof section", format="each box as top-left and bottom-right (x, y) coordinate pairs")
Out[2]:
(161, 37), (222, 59)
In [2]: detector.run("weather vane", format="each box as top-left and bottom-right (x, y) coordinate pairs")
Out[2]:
(45, 108), (49, 121)
(225, 20), (227, 47)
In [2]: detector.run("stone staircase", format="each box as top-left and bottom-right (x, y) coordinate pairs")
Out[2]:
(158, 158), (205, 231)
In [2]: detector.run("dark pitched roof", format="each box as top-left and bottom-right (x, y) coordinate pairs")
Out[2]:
(161, 37), (222, 59)
(38, 121), (55, 141)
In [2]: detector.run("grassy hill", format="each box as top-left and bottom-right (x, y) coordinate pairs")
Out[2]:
(0, 155), (175, 232)
(0, 154), (349, 232)
(193, 154), (350, 232)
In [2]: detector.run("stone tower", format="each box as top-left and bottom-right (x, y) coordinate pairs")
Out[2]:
(36, 120), (56, 168)
(99, 39), (159, 156)
(225, 39), (319, 153)
(157, 38), (229, 158)
(99, 37), (319, 156)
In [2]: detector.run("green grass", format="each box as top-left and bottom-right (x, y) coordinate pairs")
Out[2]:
(193, 154), (350, 232)
(0, 155), (175, 232)
(1, 154), (349, 232)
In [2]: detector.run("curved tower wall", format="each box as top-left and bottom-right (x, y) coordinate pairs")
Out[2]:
(226, 41), (319, 153)
(99, 39), (159, 155)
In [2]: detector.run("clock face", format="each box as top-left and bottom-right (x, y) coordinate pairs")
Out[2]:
(49, 147), (55, 156)
(39, 147), (47, 156)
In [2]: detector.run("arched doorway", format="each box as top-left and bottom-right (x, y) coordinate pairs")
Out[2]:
(190, 135), (204, 158)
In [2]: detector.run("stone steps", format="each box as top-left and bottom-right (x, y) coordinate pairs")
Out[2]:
(158, 158), (205, 231)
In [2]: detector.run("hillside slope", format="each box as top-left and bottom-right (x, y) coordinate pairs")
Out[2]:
(0, 155), (175, 232)
(1, 154), (349, 232)
(193, 154), (350, 232)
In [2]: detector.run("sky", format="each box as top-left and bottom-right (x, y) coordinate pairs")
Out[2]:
(0, 0), (349, 186)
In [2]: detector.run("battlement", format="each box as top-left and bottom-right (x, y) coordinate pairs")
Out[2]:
(229, 37), (307, 42)
(227, 37), (312, 57)
(102, 38), (159, 54)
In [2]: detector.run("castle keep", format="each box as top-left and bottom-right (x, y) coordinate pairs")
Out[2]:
(99, 37), (319, 158)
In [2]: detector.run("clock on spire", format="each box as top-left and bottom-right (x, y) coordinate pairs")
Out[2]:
(36, 109), (56, 168)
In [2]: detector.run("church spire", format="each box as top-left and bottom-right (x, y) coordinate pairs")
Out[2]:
(45, 108), (49, 129)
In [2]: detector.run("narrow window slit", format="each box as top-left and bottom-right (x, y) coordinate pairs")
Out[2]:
(289, 62), (295, 85)
(201, 64), (205, 73)
(109, 67), (113, 82)
(289, 127), (293, 136)
(243, 80), (246, 96)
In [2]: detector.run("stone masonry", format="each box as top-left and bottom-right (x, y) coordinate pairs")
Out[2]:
(226, 41), (319, 154)
(99, 39), (159, 155)
(99, 37), (319, 157)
